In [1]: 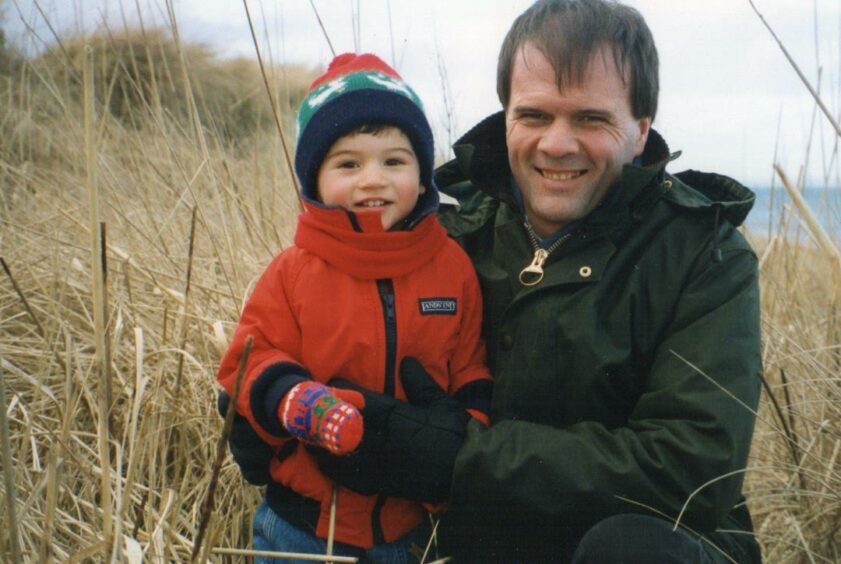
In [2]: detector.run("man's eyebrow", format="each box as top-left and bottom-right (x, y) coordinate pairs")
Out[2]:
(509, 104), (546, 115)
(574, 108), (615, 118)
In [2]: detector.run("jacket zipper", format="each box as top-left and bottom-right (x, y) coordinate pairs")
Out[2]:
(519, 223), (573, 286)
(373, 278), (397, 543)
(376, 279), (398, 397)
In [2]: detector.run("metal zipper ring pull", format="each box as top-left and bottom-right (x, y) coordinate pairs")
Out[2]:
(519, 248), (548, 286)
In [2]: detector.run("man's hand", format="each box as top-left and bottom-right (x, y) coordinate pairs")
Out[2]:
(313, 357), (471, 503)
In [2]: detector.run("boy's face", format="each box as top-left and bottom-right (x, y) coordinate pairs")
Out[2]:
(317, 127), (425, 230)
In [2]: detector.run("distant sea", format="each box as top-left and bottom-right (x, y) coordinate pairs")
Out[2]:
(744, 187), (841, 239)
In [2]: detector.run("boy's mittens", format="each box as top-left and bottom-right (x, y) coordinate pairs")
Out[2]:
(280, 381), (363, 455)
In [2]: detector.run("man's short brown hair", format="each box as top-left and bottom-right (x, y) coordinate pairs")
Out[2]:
(497, 0), (659, 120)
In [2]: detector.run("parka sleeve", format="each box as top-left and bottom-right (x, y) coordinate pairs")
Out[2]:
(448, 251), (493, 424)
(449, 236), (761, 534)
(215, 251), (310, 444)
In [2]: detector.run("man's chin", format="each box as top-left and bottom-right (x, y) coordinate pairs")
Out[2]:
(525, 207), (582, 237)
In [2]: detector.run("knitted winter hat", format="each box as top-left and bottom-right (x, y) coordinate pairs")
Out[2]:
(295, 53), (438, 218)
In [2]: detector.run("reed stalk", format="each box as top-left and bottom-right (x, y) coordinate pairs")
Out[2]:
(174, 206), (198, 391)
(83, 42), (113, 555)
(243, 0), (304, 211)
(0, 362), (22, 563)
(191, 335), (253, 562)
(213, 547), (358, 562)
(775, 165), (841, 275)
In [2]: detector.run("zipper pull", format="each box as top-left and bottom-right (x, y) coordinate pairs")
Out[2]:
(384, 292), (396, 321)
(519, 248), (549, 286)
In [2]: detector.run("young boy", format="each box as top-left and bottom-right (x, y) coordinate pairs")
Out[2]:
(216, 53), (492, 561)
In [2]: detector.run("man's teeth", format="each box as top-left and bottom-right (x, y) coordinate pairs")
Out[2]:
(359, 200), (387, 207)
(542, 170), (584, 181)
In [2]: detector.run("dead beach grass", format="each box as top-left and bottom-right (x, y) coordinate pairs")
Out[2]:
(0, 12), (839, 564)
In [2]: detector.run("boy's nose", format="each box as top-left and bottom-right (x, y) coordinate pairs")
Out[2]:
(358, 165), (388, 189)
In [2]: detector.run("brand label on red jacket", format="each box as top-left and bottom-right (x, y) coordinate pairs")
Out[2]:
(418, 297), (457, 315)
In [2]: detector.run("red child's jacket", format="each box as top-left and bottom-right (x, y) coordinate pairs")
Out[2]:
(216, 203), (492, 548)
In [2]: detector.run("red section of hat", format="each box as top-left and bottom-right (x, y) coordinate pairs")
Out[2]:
(309, 52), (402, 91)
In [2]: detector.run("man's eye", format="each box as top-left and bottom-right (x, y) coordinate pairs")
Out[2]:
(580, 114), (607, 123)
(519, 112), (549, 124)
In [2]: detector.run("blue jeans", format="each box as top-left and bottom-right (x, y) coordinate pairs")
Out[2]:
(252, 500), (431, 563)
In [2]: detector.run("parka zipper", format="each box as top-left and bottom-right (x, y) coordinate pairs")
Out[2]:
(376, 279), (398, 397)
(519, 223), (573, 286)
(372, 278), (397, 544)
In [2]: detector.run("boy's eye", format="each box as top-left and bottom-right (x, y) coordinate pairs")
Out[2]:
(337, 160), (358, 169)
(385, 157), (407, 166)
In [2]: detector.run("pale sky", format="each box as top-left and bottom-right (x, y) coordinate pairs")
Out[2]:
(6, 0), (841, 187)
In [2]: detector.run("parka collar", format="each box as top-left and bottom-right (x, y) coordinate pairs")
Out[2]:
(295, 204), (449, 279)
(448, 111), (672, 226)
(444, 111), (754, 231)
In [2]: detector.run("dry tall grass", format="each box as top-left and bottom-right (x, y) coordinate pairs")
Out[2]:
(0, 15), (840, 564)
(745, 216), (841, 562)
(1, 25), (311, 561)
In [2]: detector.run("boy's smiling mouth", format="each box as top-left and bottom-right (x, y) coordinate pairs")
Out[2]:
(356, 199), (390, 208)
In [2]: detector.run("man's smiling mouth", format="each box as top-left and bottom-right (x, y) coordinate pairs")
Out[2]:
(539, 169), (586, 181)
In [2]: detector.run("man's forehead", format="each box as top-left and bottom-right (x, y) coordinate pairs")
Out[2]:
(514, 41), (630, 91)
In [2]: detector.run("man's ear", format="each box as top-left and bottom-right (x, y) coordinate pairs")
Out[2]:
(634, 117), (652, 156)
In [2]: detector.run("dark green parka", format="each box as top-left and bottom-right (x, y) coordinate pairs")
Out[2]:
(435, 113), (762, 562)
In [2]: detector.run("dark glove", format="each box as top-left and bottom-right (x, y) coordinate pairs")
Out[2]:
(313, 357), (470, 503)
(217, 391), (273, 485)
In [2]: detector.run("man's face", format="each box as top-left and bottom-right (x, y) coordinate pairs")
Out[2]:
(505, 42), (652, 237)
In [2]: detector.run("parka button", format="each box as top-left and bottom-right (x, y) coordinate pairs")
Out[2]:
(579, 266), (592, 278)
(500, 333), (514, 351)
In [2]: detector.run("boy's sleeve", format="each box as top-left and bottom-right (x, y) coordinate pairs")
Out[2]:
(215, 251), (310, 444)
(448, 253), (493, 425)
(217, 390), (273, 485)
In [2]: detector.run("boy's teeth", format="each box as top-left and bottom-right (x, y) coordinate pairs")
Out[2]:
(542, 170), (584, 180)
(360, 200), (386, 207)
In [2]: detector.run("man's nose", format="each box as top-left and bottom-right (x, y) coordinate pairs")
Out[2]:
(537, 119), (578, 157)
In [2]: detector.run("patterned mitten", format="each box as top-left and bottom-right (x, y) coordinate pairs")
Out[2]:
(279, 381), (363, 455)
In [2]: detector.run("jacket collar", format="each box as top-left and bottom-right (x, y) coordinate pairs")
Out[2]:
(442, 111), (754, 232)
(294, 203), (449, 279)
(451, 111), (672, 200)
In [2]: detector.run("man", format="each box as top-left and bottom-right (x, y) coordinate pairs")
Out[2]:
(228, 0), (762, 561)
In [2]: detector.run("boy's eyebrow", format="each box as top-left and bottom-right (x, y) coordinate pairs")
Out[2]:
(323, 146), (415, 159)
(323, 149), (356, 159)
(383, 146), (416, 155)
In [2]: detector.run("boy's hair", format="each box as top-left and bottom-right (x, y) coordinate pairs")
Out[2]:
(294, 53), (437, 208)
(347, 123), (401, 137)
(497, 0), (659, 120)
